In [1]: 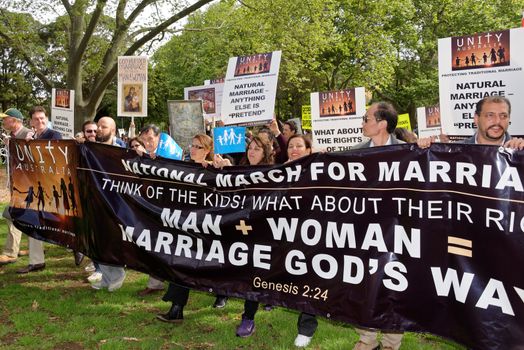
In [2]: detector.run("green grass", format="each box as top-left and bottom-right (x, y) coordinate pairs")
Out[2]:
(0, 204), (466, 350)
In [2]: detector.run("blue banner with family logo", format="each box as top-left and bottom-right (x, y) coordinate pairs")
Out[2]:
(156, 133), (183, 160)
(213, 126), (246, 154)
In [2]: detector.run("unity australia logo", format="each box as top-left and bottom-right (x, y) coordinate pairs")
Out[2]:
(234, 52), (273, 77)
(319, 89), (356, 118)
(451, 30), (510, 71)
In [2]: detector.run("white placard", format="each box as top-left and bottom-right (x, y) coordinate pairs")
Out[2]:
(184, 83), (223, 121)
(51, 88), (75, 138)
(416, 104), (442, 138)
(438, 28), (524, 137)
(310, 87), (366, 152)
(221, 51), (281, 126)
(117, 56), (148, 117)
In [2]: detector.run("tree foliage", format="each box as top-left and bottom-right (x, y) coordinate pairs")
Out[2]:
(150, 0), (524, 126)
(0, 0), (215, 131)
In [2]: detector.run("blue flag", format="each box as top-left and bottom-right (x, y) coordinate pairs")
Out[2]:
(156, 133), (183, 160)
(213, 126), (246, 154)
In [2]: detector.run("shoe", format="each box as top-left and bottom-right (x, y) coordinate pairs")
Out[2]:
(352, 341), (380, 350)
(213, 296), (228, 308)
(236, 315), (255, 337)
(87, 271), (103, 283)
(294, 334), (312, 348)
(74, 251), (84, 266)
(156, 304), (184, 323)
(107, 273), (126, 292)
(0, 255), (17, 265)
(18, 250), (29, 257)
(263, 304), (273, 311)
(16, 263), (45, 274)
(84, 262), (96, 272)
(138, 287), (164, 297)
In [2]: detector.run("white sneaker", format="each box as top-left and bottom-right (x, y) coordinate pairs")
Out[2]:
(107, 272), (126, 292)
(87, 271), (102, 283)
(84, 262), (96, 272)
(91, 280), (106, 290)
(294, 334), (312, 348)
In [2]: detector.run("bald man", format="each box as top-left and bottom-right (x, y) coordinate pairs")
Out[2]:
(88, 116), (127, 291)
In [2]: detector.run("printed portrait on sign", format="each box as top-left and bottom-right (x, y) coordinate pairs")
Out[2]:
(318, 89), (356, 118)
(234, 52), (273, 77)
(123, 84), (143, 113)
(451, 30), (510, 71)
(188, 87), (216, 114)
(167, 100), (205, 151)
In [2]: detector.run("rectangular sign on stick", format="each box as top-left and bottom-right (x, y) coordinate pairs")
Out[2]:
(416, 104), (442, 138)
(438, 28), (524, 139)
(167, 100), (205, 153)
(51, 88), (75, 138)
(118, 56), (148, 117)
(221, 51), (281, 126)
(310, 88), (366, 152)
(184, 83), (224, 122)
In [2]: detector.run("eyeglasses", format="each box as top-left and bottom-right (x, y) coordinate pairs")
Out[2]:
(190, 144), (205, 150)
(362, 115), (381, 123)
(84, 129), (97, 134)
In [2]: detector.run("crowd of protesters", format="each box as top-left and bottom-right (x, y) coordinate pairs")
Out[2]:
(1, 96), (522, 349)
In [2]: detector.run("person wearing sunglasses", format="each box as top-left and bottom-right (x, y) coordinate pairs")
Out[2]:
(352, 102), (404, 350)
(82, 120), (98, 143)
(356, 102), (404, 149)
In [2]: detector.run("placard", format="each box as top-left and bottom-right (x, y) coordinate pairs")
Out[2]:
(184, 83), (224, 121)
(438, 28), (524, 138)
(417, 104), (442, 138)
(51, 88), (75, 138)
(213, 126), (246, 154)
(118, 56), (148, 117)
(167, 100), (205, 153)
(221, 51), (281, 126)
(301, 105), (311, 131)
(397, 113), (412, 131)
(310, 88), (366, 152)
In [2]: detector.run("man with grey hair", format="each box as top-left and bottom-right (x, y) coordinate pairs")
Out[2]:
(136, 124), (166, 296)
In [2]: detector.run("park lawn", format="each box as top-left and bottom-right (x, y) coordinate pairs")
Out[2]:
(0, 204), (466, 350)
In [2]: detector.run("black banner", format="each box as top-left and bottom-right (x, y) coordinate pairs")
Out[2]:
(9, 140), (524, 350)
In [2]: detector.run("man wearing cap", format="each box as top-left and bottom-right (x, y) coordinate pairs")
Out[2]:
(0, 108), (33, 265)
(16, 106), (62, 274)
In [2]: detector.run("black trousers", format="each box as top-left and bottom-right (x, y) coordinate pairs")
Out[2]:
(243, 300), (259, 320)
(162, 282), (226, 306)
(162, 283), (190, 306)
(297, 312), (318, 337)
